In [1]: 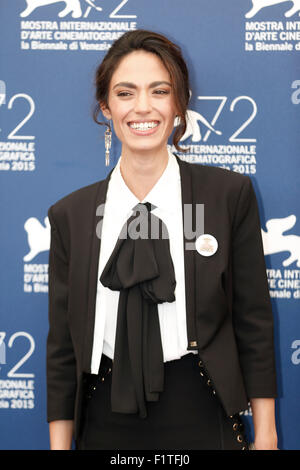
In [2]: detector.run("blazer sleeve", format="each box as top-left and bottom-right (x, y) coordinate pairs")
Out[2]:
(46, 205), (77, 422)
(231, 176), (277, 399)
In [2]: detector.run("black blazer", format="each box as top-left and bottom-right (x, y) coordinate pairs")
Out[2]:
(46, 155), (277, 440)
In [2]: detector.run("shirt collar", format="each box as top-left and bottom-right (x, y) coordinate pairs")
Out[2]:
(108, 147), (180, 217)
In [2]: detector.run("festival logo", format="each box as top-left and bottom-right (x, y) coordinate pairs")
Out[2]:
(262, 215), (300, 267)
(21, 0), (86, 18)
(23, 216), (50, 294)
(175, 110), (221, 143)
(244, 0), (300, 52)
(19, 0), (138, 52)
(262, 214), (300, 300)
(0, 332), (35, 410)
(24, 217), (50, 262)
(246, 0), (300, 19)
(0, 80), (36, 173)
(172, 94), (257, 175)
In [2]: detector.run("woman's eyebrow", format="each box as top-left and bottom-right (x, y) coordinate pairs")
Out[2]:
(112, 81), (172, 90)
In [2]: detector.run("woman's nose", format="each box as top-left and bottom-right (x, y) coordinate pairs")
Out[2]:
(134, 91), (152, 113)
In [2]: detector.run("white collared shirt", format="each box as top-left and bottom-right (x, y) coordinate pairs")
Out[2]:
(90, 148), (197, 374)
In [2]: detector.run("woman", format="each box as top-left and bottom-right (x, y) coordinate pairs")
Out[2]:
(47, 30), (278, 450)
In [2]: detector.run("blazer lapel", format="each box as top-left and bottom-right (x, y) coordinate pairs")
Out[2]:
(175, 155), (198, 350)
(82, 166), (115, 372)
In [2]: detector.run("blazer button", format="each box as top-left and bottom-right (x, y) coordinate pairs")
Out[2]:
(237, 435), (243, 443)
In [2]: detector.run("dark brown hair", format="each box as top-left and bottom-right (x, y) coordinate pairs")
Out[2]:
(93, 29), (190, 152)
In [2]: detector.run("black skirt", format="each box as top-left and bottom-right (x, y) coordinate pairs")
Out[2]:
(76, 352), (249, 450)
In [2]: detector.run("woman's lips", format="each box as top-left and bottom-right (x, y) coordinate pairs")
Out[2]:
(127, 121), (160, 136)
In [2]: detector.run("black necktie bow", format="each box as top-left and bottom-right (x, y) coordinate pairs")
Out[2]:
(99, 202), (176, 418)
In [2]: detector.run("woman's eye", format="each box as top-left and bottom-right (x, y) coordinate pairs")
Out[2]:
(154, 89), (169, 95)
(117, 91), (132, 97)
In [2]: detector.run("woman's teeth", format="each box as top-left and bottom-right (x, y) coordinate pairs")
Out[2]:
(129, 122), (159, 130)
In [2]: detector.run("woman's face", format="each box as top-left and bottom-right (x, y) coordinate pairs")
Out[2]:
(101, 50), (178, 156)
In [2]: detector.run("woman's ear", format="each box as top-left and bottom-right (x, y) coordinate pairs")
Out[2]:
(100, 101), (112, 120)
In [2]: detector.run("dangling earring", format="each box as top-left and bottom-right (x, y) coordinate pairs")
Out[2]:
(104, 121), (112, 166)
(174, 115), (181, 126)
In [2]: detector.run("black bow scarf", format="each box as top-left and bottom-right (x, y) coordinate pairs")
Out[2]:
(99, 202), (176, 418)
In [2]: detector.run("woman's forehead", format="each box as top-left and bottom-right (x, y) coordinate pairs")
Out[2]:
(110, 50), (171, 86)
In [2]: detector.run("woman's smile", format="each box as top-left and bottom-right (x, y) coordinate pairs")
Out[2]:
(127, 120), (160, 135)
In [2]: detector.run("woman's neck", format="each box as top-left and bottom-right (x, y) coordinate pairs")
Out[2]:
(119, 147), (169, 201)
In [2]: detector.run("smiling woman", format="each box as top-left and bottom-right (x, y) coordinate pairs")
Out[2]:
(46, 29), (278, 451)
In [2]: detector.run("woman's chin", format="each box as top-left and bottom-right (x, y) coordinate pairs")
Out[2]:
(122, 138), (168, 155)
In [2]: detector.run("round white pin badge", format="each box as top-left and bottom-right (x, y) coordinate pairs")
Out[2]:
(195, 234), (218, 257)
